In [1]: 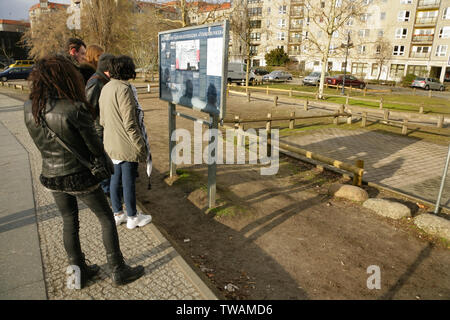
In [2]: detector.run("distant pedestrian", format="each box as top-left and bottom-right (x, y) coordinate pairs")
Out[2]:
(24, 55), (145, 288)
(86, 53), (114, 195)
(99, 55), (152, 230)
(81, 44), (104, 84)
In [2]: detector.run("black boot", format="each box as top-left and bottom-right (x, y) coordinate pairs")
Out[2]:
(68, 254), (100, 289)
(107, 252), (145, 286)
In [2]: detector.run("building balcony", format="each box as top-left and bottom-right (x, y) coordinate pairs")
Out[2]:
(409, 51), (431, 58)
(415, 17), (438, 25)
(411, 34), (434, 42)
(417, 0), (440, 9)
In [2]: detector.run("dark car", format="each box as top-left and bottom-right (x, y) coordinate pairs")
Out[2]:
(326, 74), (366, 89)
(0, 66), (33, 82)
(252, 67), (270, 76)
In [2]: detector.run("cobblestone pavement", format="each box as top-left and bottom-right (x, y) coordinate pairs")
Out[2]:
(0, 93), (217, 300)
(281, 128), (450, 209)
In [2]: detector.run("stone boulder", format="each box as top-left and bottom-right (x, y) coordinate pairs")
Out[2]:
(362, 198), (411, 219)
(328, 183), (369, 202)
(414, 214), (450, 241)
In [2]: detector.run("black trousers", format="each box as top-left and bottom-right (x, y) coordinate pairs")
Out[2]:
(52, 187), (121, 261)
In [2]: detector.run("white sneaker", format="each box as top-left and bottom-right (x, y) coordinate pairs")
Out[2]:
(126, 212), (152, 229)
(114, 212), (128, 226)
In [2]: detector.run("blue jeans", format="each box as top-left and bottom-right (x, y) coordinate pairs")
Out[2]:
(110, 161), (138, 217)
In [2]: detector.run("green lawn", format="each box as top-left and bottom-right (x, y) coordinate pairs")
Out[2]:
(235, 83), (450, 115)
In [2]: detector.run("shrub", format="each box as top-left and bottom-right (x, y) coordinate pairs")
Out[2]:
(265, 48), (290, 66)
(402, 73), (417, 87)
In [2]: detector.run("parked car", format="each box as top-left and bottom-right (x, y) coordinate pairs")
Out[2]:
(0, 66), (33, 81)
(303, 72), (329, 86)
(411, 77), (445, 91)
(262, 70), (293, 82)
(8, 60), (34, 68)
(325, 74), (366, 89)
(227, 62), (257, 84)
(252, 67), (269, 76)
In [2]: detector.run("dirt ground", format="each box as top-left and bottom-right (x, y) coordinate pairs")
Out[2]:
(134, 91), (450, 300)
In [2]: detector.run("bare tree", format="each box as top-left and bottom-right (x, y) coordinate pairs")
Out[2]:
(20, 9), (75, 59)
(373, 38), (392, 81)
(303, 0), (372, 98)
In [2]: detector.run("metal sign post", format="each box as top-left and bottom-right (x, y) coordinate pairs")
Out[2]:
(160, 21), (229, 209)
(434, 144), (450, 214)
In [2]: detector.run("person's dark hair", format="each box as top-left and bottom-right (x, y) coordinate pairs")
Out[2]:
(67, 38), (86, 53)
(29, 55), (93, 124)
(109, 55), (136, 80)
(97, 53), (115, 73)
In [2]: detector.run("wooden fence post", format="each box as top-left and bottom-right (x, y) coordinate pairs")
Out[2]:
(266, 86), (269, 95)
(437, 115), (444, 128)
(347, 111), (352, 124)
(339, 104), (345, 114)
(419, 104), (424, 114)
(289, 88), (292, 97)
(273, 96), (278, 107)
(413, 87), (416, 95)
(353, 160), (364, 186)
(363, 87), (367, 96)
(289, 112), (295, 129)
(428, 89), (432, 98)
(383, 109), (389, 122)
(304, 99), (309, 111)
(379, 97), (383, 109)
(361, 112), (367, 127)
(346, 93), (349, 105)
(247, 92), (251, 102)
(266, 113), (272, 157)
(402, 119), (408, 135)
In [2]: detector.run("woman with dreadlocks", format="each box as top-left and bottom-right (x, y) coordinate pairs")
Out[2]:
(24, 55), (145, 288)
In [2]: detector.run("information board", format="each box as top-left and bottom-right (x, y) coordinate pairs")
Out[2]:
(159, 21), (229, 119)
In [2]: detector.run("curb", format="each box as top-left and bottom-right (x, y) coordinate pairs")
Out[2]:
(136, 199), (222, 300)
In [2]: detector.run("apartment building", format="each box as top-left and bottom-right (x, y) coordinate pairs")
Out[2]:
(224, 0), (450, 82)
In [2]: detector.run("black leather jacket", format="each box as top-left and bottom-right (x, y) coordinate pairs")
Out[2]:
(24, 98), (107, 190)
(86, 71), (110, 139)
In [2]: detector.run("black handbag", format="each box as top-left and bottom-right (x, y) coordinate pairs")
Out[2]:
(40, 115), (114, 181)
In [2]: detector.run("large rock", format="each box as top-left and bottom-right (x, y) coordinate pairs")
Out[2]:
(362, 198), (411, 219)
(414, 214), (450, 241)
(328, 183), (369, 202)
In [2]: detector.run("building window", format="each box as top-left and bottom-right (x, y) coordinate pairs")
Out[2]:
(444, 8), (450, 19)
(395, 28), (408, 39)
(400, 0), (412, 4)
(249, 20), (261, 28)
(439, 26), (450, 39)
(407, 65), (428, 77)
(393, 45), (405, 55)
(352, 63), (368, 76)
(371, 63), (379, 77)
(250, 32), (261, 41)
(277, 32), (286, 41)
(398, 10), (410, 21)
(358, 45), (366, 54)
(279, 5), (287, 14)
(278, 19), (286, 27)
(390, 64), (405, 78)
(436, 45), (448, 57)
(359, 29), (370, 38)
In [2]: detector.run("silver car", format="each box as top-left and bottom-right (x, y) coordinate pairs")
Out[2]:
(303, 72), (329, 86)
(411, 77), (445, 91)
(262, 70), (293, 82)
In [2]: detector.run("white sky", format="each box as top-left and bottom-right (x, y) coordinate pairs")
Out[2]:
(0, 0), (71, 21)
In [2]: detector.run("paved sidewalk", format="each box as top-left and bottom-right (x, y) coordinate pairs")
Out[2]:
(0, 93), (217, 300)
(281, 128), (450, 209)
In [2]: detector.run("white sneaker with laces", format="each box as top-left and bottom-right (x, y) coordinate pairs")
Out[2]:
(114, 211), (128, 226)
(126, 212), (152, 229)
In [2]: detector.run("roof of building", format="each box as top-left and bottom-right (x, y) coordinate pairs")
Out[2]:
(29, 1), (70, 12)
(0, 19), (31, 27)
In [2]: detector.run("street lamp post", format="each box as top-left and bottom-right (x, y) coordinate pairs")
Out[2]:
(341, 32), (351, 96)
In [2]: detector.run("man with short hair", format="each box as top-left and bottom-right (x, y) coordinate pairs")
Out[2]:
(67, 37), (86, 65)
(86, 53), (115, 195)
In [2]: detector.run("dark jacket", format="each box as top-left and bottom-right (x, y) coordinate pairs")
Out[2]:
(24, 98), (107, 192)
(79, 63), (96, 84)
(86, 71), (110, 139)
